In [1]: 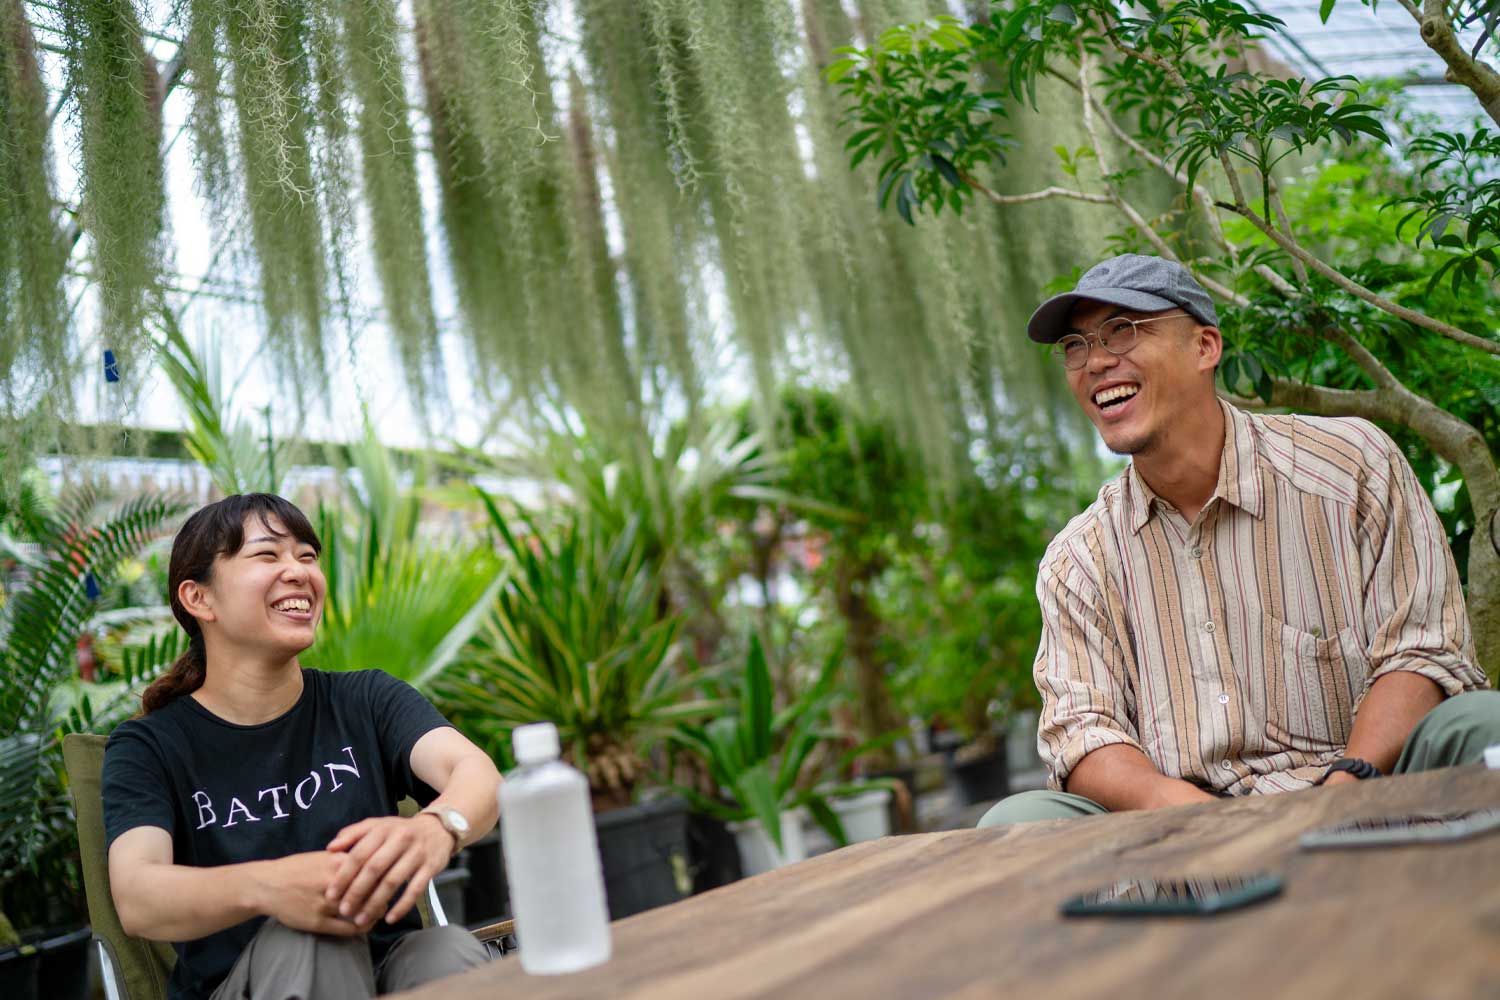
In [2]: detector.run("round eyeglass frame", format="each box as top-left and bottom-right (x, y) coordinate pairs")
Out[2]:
(1052, 311), (1191, 370)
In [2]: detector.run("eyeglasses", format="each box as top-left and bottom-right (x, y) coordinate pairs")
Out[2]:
(1052, 311), (1190, 370)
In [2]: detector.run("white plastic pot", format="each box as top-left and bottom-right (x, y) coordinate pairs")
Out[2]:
(830, 787), (892, 843)
(728, 808), (807, 876)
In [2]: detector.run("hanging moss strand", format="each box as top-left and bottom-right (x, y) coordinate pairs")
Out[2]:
(221, 0), (329, 393)
(342, 0), (442, 408)
(0, 0), (69, 415)
(57, 0), (166, 380)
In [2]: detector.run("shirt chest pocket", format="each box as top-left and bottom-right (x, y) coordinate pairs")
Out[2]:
(1261, 618), (1369, 753)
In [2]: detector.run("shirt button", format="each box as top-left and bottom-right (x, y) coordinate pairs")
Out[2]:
(1204, 621), (1216, 633)
(1310, 625), (1322, 638)
(1217, 693), (1230, 705)
(1190, 546), (1203, 558)
(1222, 760), (1233, 770)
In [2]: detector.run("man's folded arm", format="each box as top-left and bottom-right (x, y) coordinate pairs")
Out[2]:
(1036, 554), (1215, 811)
(1340, 423), (1490, 775)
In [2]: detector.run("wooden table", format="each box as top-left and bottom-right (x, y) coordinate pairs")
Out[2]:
(397, 766), (1500, 999)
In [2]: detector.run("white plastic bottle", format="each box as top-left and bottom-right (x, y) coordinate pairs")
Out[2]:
(499, 722), (613, 974)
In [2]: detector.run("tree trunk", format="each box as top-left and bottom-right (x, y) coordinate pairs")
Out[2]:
(833, 561), (903, 768)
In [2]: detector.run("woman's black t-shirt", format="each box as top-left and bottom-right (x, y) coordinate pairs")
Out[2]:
(102, 668), (453, 1000)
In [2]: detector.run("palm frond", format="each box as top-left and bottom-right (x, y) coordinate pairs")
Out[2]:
(0, 493), (187, 736)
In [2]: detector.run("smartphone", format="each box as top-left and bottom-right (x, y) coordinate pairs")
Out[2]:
(1299, 809), (1500, 850)
(1060, 873), (1284, 917)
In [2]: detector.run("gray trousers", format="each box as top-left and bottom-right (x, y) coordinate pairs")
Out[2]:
(978, 689), (1500, 828)
(210, 919), (490, 1000)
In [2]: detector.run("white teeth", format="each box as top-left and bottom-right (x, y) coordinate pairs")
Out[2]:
(272, 598), (310, 613)
(1094, 384), (1140, 406)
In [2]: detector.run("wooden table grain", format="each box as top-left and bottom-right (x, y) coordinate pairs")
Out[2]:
(396, 767), (1500, 1000)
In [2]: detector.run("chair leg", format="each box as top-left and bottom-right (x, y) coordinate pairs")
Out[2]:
(97, 937), (127, 1000)
(425, 879), (449, 927)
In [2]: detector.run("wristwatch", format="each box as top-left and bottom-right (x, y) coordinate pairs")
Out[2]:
(1314, 757), (1383, 785)
(419, 805), (470, 853)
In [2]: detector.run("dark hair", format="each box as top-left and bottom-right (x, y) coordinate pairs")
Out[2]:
(141, 494), (322, 715)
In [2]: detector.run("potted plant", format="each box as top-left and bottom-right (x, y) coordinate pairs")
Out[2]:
(436, 494), (722, 919)
(0, 484), (185, 1000)
(669, 635), (895, 876)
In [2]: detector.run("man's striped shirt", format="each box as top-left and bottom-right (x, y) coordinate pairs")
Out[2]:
(1036, 400), (1490, 795)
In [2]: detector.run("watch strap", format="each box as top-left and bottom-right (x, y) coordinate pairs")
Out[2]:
(419, 806), (463, 853)
(1315, 757), (1383, 785)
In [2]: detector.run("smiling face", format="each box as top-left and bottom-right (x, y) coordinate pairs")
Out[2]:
(183, 513), (326, 661)
(1065, 300), (1221, 457)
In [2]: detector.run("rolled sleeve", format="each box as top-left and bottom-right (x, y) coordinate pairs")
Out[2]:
(1356, 425), (1490, 704)
(1034, 551), (1144, 792)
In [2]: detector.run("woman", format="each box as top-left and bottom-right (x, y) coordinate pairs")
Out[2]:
(102, 494), (502, 1000)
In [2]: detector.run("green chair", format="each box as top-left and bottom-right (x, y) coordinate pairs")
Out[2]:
(63, 734), (515, 1000)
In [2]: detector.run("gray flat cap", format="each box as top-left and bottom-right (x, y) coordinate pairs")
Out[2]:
(1027, 253), (1219, 343)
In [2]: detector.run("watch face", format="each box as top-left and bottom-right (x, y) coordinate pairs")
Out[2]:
(444, 808), (470, 835)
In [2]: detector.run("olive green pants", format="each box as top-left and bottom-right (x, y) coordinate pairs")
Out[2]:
(977, 689), (1500, 828)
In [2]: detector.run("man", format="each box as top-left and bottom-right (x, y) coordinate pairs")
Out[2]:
(980, 254), (1500, 826)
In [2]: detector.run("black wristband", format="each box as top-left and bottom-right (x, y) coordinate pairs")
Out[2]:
(1315, 757), (1383, 785)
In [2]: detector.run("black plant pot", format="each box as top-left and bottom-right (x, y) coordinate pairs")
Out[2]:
(0, 942), (40, 1000)
(685, 812), (743, 893)
(460, 829), (509, 927)
(594, 796), (691, 920)
(479, 796), (692, 924)
(33, 926), (91, 1000)
(949, 743), (1010, 807)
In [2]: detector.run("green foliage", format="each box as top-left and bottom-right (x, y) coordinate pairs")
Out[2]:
(825, 16), (1009, 224)
(884, 470), (1052, 746)
(437, 495), (716, 807)
(1214, 132), (1500, 577)
(302, 425), (505, 692)
(772, 389), (925, 554)
(668, 635), (886, 851)
(0, 488), (185, 930)
(1392, 128), (1500, 296)
(831, 0), (1390, 224)
(57, 0), (166, 381)
(1, 492), (187, 734)
(492, 414), (806, 572)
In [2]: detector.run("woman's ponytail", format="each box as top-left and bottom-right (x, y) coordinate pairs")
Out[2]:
(140, 632), (208, 714)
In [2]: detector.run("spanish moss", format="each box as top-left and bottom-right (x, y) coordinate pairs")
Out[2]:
(56, 0), (165, 383)
(342, 0), (442, 408)
(220, 0), (331, 395)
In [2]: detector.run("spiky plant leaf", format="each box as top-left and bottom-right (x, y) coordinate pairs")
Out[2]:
(0, 493), (187, 735)
(435, 492), (719, 805)
(152, 306), (292, 495)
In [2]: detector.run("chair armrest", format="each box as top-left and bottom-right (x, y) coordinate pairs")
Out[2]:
(471, 919), (515, 944)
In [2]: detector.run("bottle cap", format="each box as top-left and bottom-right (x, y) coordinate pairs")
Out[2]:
(1484, 743), (1500, 770)
(513, 722), (561, 765)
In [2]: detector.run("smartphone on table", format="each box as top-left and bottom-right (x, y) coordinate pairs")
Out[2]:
(1299, 809), (1500, 850)
(1060, 873), (1284, 917)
